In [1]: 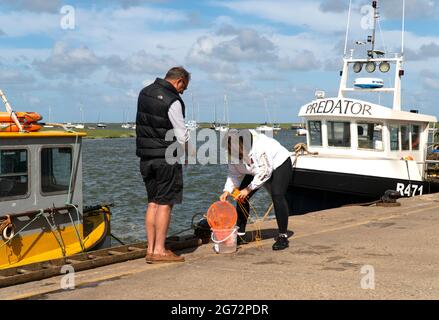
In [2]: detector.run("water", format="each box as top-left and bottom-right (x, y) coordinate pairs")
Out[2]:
(82, 130), (306, 244)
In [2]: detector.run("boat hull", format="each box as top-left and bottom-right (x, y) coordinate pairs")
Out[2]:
(0, 206), (111, 270)
(286, 167), (439, 215)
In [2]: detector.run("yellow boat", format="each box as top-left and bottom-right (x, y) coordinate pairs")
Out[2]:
(0, 128), (111, 269)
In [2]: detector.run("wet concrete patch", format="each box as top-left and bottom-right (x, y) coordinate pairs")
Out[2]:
(326, 256), (345, 263)
(321, 267), (347, 272)
(363, 252), (393, 257)
(24, 276), (124, 300)
(294, 250), (322, 255)
(339, 262), (362, 269)
(253, 258), (291, 266)
(364, 222), (396, 228)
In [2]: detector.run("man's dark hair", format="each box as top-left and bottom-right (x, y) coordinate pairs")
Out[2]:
(165, 66), (191, 82)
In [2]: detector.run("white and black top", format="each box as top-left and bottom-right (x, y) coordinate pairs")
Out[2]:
(223, 130), (291, 193)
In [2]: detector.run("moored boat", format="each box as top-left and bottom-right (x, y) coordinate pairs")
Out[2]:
(0, 91), (111, 270)
(286, 0), (439, 214)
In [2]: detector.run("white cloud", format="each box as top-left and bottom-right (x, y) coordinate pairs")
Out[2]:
(0, 68), (35, 84)
(212, 0), (351, 33)
(421, 70), (439, 90)
(275, 50), (322, 71)
(0, 10), (58, 37)
(378, 0), (439, 20)
(33, 42), (102, 78)
(212, 27), (276, 62)
(0, 0), (61, 13)
(109, 50), (178, 75)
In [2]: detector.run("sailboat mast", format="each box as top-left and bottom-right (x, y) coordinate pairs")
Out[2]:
(223, 95), (227, 124)
(264, 96), (272, 124)
(226, 96), (230, 126)
(79, 103), (84, 124)
(191, 92), (195, 121)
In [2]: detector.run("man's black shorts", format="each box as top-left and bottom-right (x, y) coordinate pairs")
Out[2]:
(140, 158), (183, 205)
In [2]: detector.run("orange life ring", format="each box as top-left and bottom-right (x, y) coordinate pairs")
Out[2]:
(0, 111), (42, 123)
(0, 122), (42, 132)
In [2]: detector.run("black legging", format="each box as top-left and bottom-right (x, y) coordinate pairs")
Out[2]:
(236, 157), (292, 234)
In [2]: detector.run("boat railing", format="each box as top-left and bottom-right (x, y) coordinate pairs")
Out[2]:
(424, 142), (439, 180)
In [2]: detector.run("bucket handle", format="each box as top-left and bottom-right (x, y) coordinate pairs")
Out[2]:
(211, 227), (238, 244)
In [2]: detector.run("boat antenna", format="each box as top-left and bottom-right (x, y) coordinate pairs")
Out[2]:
(369, 1), (378, 58)
(343, 0), (353, 57)
(401, 0), (405, 55)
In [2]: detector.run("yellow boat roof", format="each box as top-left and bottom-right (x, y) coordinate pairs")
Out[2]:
(0, 131), (87, 138)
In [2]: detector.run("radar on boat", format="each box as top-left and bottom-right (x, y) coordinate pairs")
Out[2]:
(354, 78), (384, 89)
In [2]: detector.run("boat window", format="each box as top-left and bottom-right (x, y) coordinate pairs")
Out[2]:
(308, 121), (322, 146)
(0, 149), (28, 199)
(327, 121), (351, 147)
(401, 125), (410, 150)
(411, 125), (420, 151)
(390, 125), (399, 151)
(357, 123), (383, 150)
(41, 147), (72, 194)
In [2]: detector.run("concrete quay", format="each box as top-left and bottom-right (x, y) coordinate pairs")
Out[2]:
(2, 193), (439, 300)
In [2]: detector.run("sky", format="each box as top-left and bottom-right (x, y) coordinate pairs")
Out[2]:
(0, 0), (439, 123)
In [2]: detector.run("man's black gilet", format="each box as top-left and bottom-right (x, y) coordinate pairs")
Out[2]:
(136, 78), (186, 159)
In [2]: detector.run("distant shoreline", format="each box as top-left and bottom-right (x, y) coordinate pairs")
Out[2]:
(78, 123), (300, 139)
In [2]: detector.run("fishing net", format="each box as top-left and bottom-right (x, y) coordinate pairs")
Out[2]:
(206, 201), (237, 230)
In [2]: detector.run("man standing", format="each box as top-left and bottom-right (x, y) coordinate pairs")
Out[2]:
(136, 67), (190, 263)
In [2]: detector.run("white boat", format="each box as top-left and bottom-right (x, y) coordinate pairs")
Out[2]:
(97, 123), (107, 128)
(215, 95), (230, 132)
(296, 128), (307, 136)
(185, 93), (199, 131)
(273, 123), (282, 131)
(43, 105), (54, 128)
(185, 120), (198, 131)
(71, 104), (85, 129)
(286, 0), (439, 215)
(255, 124), (274, 132)
(215, 125), (229, 132)
(256, 97), (274, 132)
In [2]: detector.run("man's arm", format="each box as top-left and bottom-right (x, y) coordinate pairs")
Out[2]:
(168, 100), (189, 144)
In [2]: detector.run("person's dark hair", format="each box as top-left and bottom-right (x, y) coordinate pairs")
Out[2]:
(165, 66), (191, 82)
(226, 129), (253, 160)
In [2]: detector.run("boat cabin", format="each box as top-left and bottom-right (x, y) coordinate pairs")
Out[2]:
(0, 130), (110, 269)
(0, 131), (84, 211)
(299, 97), (436, 164)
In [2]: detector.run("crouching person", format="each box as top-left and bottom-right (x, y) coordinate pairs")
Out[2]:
(219, 129), (293, 250)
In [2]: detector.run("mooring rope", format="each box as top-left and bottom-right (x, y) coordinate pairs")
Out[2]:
(0, 210), (44, 250)
(42, 211), (67, 257)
